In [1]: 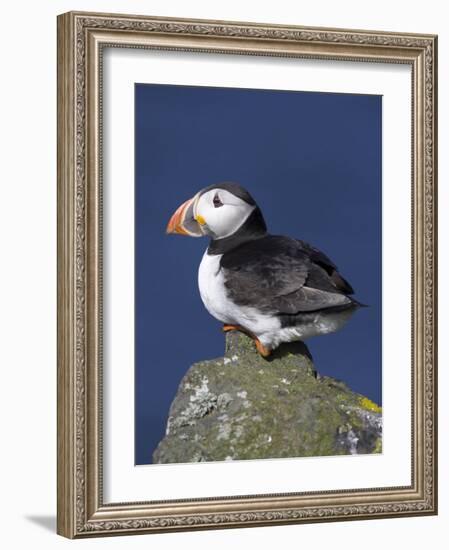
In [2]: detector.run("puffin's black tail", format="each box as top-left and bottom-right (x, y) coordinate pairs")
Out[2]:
(350, 297), (369, 308)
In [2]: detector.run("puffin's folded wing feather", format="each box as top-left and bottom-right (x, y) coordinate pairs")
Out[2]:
(221, 235), (352, 314)
(273, 286), (351, 314)
(296, 239), (354, 294)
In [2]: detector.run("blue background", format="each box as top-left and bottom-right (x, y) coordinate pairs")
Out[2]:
(135, 83), (382, 465)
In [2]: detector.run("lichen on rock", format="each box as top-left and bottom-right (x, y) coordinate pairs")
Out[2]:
(152, 331), (382, 464)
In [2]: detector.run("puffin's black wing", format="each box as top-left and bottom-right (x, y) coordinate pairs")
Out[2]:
(220, 235), (355, 315)
(295, 239), (354, 295)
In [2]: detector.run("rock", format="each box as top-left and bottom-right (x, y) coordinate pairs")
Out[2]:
(152, 331), (382, 464)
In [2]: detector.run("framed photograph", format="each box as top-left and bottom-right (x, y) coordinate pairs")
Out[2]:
(57, 11), (438, 538)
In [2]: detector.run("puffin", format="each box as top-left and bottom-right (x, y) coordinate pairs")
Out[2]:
(166, 182), (363, 358)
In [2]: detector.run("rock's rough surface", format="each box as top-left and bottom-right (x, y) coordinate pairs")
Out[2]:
(152, 331), (382, 464)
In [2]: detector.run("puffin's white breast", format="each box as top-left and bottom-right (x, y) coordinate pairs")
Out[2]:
(197, 250), (280, 336)
(198, 252), (234, 324)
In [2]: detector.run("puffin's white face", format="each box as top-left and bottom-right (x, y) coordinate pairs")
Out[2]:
(166, 186), (256, 239)
(193, 189), (255, 239)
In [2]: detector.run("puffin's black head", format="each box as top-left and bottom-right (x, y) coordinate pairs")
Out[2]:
(166, 182), (267, 243)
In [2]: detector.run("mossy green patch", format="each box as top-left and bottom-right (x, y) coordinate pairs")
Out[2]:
(373, 437), (383, 454)
(359, 397), (382, 413)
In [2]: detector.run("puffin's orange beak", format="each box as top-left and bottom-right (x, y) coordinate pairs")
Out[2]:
(166, 195), (203, 237)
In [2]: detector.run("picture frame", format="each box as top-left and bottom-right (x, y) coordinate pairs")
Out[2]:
(57, 11), (438, 538)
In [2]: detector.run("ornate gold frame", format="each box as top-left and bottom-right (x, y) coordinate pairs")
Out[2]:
(57, 11), (438, 538)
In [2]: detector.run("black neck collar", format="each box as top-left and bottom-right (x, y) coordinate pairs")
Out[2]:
(207, 207), (267, 255)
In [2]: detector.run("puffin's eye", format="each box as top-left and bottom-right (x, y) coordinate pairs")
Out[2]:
(213, 193), (223, 208)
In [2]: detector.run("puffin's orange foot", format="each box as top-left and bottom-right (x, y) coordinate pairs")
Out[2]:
(255, 339), (272, 358)
(222, 324), (242, 333)
(222, 325), (271, 357)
